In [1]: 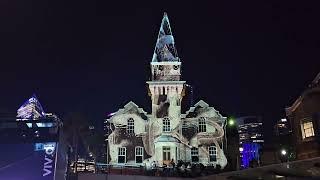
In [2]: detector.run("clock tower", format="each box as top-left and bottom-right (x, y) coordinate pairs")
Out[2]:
(147, 13), (185, 123)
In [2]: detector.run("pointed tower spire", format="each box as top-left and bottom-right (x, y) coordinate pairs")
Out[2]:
(17, 94), (45, 120)
(152, 12), (179, 62)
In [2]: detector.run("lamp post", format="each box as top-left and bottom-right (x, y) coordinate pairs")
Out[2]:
(226, 117), (239, 170)
(225, 118), (235, 150)
(280, 149), (289, 168)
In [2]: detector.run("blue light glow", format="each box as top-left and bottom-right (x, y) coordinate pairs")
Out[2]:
(241, 143), (261, 168)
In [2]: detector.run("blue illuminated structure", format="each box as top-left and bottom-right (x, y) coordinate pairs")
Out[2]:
(152, 12), (179, 62)
(237, 116), (264, 169)
(241, 143), (261, 168)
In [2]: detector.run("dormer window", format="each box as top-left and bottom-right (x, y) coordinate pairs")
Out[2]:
(127, 118), (134, 134)
(163, 117), (170, 132)
(198, 117), (207, 132)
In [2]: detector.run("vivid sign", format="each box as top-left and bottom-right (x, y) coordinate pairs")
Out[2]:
(0, 142), (57, 180)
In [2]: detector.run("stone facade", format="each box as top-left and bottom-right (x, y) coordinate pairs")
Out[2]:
(106, 13), (227, 169)
(286, 72), (320, 160)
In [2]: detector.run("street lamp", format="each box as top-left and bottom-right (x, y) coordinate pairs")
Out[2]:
(239, 147), (244, 152)
(228, 118), (235, 126)
(280, 149), (289, 168)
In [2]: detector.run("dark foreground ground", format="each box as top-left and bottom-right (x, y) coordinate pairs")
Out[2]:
(76, 157), (320, 180)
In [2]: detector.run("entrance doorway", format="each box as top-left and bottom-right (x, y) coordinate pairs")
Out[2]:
(162, 146), (170, 165)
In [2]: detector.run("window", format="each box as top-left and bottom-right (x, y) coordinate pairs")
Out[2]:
(163, 146), (171, 161)
(191, 147), (199, 162)
(118, 147), (126, 163)
(198, 117), (207, 132)
(163, 117), (170, 132)
(135, 146), (143, 163)
(182, 121), (187, 129)
(301, 121), (315, 139)
(127, 118), (134, 134)
(209, 145), (217, 162)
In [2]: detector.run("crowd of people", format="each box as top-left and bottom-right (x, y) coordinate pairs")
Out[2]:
(147, 159), (219, 177)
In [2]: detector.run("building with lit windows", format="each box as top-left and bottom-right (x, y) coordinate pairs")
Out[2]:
(237, 116), (264, 145)
(236, 116), (264, 168)
(286, 72), (320, 160)
(105, 13), (227, 169)
(274, 118), (291, 136)
(272, 118), (293, 163)
(70, 158), (96, 173)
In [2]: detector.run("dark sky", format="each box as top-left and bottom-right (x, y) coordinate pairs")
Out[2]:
(1, 1), (320, 140)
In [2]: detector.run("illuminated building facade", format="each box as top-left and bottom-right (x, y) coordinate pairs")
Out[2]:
(274, 118), (291, 136)
(286, 72), (320, 160)
(237, 116), (264, 168)
(70, 158), (96, 173)
(272, 118), (293, 162)
(17, 94), (45, 120)
(105, 13), (227, 169)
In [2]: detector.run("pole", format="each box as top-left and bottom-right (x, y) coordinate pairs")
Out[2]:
(106, 139), (109, 172)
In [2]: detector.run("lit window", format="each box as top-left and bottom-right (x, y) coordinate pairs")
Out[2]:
(209, 145), (217, 162)
(301, 121), (315, 139)
(191, 147), (199, 162)
(198, 117), (207, 133)
(163, 117), (170, 132)
(127, 118), (134, 134)
(118, 147), (126, 163)
(135, 146), (143, 163)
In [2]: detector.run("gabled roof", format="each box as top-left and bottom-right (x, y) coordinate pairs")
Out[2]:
(152, 12), (179, 62)
(185, 100), (225, 119)
(286, 71), (320, 115)
(17, 94), (45, 119)
(109, 101), (148, 121)
(310, 71), (320, 88)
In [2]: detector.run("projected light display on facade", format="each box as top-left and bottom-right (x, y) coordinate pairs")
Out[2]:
(105, 13), (228, 169)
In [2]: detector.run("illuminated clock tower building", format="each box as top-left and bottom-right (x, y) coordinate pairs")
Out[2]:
(106, 13), (228, 168)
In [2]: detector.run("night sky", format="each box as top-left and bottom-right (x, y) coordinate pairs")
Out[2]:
(1, 1), (320, 141)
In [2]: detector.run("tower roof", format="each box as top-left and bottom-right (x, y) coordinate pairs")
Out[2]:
(152, 12), (179, 62)
(17, 94), (45, 119)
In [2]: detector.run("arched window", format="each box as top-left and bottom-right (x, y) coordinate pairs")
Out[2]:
(198, 117), (207, 132)
(163, 117), (170, 132)
(209, 145), (217, 162)
(127, 118), (134, 134)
